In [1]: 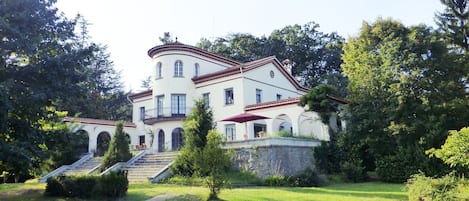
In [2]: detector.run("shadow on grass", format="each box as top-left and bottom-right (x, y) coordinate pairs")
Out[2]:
(280, 182), (407, 200)
(167, 194), (204, 201)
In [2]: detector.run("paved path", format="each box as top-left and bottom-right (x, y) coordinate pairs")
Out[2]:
(146, 193), (177, 201)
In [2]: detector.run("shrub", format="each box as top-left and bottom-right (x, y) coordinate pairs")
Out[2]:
(44, 171), (128, 198)
(313, 141), (341, 174)
(95, 171), (128, 198)
(290, 168), (327, 187)
(407, 173), (469, 201)
(262, 168), (327, 187)
(263, 175), (289, 186)
(73, 175), (98, 198)
(274, 130), (293, 137)
(45, 175), (94, 198)
(100, 122), (132, 172)
(340, 160), (366, 182)
(376, 146), (437, 183)
(45, 176), (66, 197)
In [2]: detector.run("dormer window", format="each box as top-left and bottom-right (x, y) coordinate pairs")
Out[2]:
(174, 60), (183, 77)
(156, 62), (162, 79)
(194, 63), (200, 77)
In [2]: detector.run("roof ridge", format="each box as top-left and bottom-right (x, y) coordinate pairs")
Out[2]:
(147, 42), (241, 66)
(64, 117), (136, 127)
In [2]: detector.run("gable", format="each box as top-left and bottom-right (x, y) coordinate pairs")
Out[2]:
(193, 56), (309, 93)
(243, 61), (307, 94)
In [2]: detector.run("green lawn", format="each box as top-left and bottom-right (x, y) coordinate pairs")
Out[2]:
(0, 182), (407, 201)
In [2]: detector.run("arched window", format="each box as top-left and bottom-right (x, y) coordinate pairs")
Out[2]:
(96, 132), (111, 156)
(171, 127), (184, 150)
(174, 60), (183, 77)
(158, 130), (165, 152)
(194, 63), (200, 77)
(156, 62), (162, 78)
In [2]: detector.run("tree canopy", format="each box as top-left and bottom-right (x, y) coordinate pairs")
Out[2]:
(0, 0), (130, 181)
(196, 22), (347, 93)
(436, 0), (469, 51)
(341, 18), (469, 182)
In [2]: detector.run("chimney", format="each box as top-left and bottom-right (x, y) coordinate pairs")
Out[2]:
(282, 59), (292, 75)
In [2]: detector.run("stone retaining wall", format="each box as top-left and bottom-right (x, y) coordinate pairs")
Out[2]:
(224, 137), (320, 179)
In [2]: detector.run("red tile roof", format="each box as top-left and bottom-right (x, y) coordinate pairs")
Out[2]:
(63, 117), (136, 128)
(245, 95), (350, 112)
(245, 97), (301, 111)
(128, 90), (152, 101)
(193, 56), (309, 93)
(147, 42), (241, 66)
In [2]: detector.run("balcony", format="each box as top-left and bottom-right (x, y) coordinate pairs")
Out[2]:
(143, 107), (192, 125)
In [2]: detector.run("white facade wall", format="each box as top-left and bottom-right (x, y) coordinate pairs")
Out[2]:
(132, 96), (152, 123)
(243, 63), (305, 105)
(70, 123), (138, 153)
(151, 121), (184, 152)
(150, 52), (232, 119)
(195, 74), (246, 140)
(69, 45), (336, 156)
(128, 45), (332, 151)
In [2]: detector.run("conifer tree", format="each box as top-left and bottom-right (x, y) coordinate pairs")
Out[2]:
(100, 121), (132, 172)
(170, 99), (214, 176)
(436, 0), (469, 50)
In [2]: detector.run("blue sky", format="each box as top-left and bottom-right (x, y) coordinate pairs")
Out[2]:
(56, 0), (445, 91)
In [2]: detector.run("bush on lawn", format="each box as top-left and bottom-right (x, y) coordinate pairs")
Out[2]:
(263, 175), (289, 186)
(290, 167), (327, 187)
(262, 168), (327, 187)
(340, 159), (366, 182)
(45, 171), (128, 198)
(95, 171), (128, 197)
(407, 172), (469, 201)
(45, 176), (67, 197)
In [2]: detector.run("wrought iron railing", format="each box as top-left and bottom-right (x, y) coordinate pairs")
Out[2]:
(142, 107), (192, 124)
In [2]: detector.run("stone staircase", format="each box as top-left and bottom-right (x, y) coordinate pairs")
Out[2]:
(124, 152), (178, 183)
(65, 157), (102, 175)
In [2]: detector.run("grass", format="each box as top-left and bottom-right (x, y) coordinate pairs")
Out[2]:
(162, 170), (261, 186)
(0, 181), (407, 201)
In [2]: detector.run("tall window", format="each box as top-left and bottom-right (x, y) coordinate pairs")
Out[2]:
(156, 95), (164, 117)
(256, 89), (262, 104)
(203, 93), (210, 107)
(194, 63), (200, 77)
(139, 106), (145, 121)
(276, 94), (282, 100)
(156, 62), (162, 78)
(174, 60), (183, 77)
(225, 124), (236, 141)
(171, 94), (186, 116)
(225, 88), (234, 105)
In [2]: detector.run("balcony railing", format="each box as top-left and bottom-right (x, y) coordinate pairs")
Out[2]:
(143, 107), (192, 125)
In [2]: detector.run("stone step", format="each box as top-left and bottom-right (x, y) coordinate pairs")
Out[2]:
(64, 157), (102, 176)
(123, 152), (178, 182)
(131, 161), (171, 165)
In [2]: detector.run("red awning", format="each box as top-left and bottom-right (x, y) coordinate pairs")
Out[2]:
(221, 113), (269, 123)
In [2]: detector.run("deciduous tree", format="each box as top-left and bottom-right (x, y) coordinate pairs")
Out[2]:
(0, 0), (94, 182)
(196, 22), (346, 93)
(341, 18), (469, 182)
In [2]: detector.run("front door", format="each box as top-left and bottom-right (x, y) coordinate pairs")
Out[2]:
(158, 130), (165, 152)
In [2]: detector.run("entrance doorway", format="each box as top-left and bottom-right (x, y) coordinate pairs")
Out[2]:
(96, 132), (111, 156)
(158, 130), (165, 152)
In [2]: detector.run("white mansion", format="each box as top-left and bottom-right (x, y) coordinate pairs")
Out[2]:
(68, 42), (344, 155)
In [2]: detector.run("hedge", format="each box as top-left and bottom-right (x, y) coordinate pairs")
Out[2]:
(45, 171), (128, 198)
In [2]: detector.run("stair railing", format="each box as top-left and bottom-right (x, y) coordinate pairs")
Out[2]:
(39, 153), (93, 182)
